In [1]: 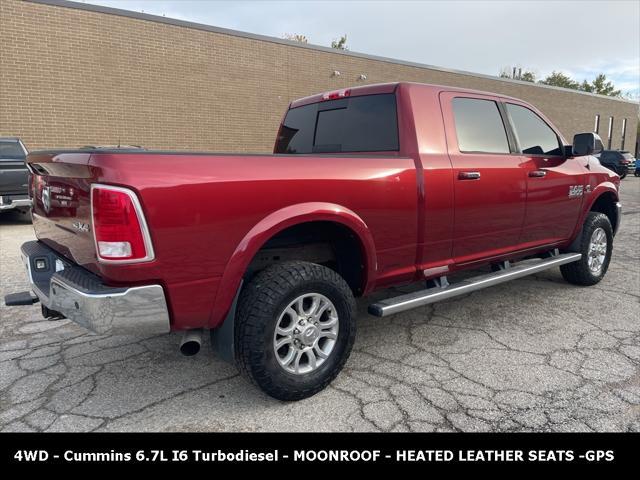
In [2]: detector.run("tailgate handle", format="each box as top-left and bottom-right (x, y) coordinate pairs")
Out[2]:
(458, 171), (481, 180)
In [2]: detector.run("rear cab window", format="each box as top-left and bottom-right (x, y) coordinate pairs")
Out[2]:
(275, 94), (399, 154)
(0, 141), (26, 160)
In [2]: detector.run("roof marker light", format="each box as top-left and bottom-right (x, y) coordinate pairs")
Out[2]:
(322, 89), (351, 101)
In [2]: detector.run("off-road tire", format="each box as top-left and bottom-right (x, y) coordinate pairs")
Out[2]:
(560, 212), (613, 286)
(235, 261), (356, 401)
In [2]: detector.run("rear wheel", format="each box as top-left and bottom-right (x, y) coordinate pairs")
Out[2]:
(235, 261), (356, 401)
(560, 212), (613, 286)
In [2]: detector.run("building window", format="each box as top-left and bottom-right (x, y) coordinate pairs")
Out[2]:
(621, 118), (627, 150)
(607, 116), (614, 149)
(594, 114), (600, 134)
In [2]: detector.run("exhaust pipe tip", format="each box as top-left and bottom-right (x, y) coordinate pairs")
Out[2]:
(180, 341), (201, 356)
(180, 329), (202, 356)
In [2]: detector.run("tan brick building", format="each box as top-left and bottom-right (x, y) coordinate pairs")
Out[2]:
(1, 0), (638, 154)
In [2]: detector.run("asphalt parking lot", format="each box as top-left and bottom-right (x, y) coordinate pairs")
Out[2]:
(1, 179), (638, 432)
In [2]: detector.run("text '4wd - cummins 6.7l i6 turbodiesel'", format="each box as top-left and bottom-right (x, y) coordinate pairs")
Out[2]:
(5, 82), (622, 400)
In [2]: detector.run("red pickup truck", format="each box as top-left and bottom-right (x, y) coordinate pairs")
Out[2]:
(5, 82), (622, 400)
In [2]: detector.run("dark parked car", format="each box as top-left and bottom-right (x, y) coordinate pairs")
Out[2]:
(597, 150), (635, 179)
(0, 137), (31, 213)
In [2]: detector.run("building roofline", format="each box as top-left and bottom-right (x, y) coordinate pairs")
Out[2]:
(28, 0), (639, 106)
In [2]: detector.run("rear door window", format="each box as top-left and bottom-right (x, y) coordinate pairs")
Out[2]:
(451, 98), (510, 154)
(275, 94), (399, 154)
(506, 103), (562, 156)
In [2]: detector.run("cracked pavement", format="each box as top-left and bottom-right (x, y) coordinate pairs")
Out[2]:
(1, 179), (638, 432)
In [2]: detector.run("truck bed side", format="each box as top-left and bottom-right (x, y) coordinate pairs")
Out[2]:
(27, 151), (418, 329)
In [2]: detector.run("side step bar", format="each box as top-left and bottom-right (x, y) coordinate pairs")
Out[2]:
(368, 252), (581, 317)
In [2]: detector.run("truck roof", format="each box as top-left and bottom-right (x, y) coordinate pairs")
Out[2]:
(289, 81), (524, 109)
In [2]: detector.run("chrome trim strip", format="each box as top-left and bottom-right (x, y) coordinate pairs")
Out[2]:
(90, 183), (156, 264)
(422, 264), (450, 277)
(21, 251), (35, 286)
(369, 253), (582, 317)
(18, 138), (29, 157)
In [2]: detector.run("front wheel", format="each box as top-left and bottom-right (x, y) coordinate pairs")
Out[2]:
(560, 212), (613, 286)
(235, 261), (356, 401)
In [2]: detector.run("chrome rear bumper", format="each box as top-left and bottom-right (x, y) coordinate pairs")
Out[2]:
(18, 241), (170, 335)
(0, 196), (31, 211)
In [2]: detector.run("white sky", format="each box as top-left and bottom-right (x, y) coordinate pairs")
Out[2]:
(83, 0), (640, 99)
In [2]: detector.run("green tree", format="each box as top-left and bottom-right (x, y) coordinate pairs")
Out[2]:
(283, 33), (308, 43)
(331, 35), (348, 50)
(539, 71), (580, 90)
(519, 71), (536, 82)
(499, 66), (536, 82)
(538, 71), (623, 98)
(580, 74), (622, 97)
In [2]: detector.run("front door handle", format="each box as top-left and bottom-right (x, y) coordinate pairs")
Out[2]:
(458, 171), (481, 180)
(528, 170), (547, 178)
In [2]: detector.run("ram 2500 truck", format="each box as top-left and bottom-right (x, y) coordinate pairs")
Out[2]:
(5, 82), (621, 400)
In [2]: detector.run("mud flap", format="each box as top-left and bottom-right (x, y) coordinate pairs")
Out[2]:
(210, 280), (243, 364)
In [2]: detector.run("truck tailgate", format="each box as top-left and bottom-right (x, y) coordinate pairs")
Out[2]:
(0, 158), (29, 196)
(27, 152), (99, 272)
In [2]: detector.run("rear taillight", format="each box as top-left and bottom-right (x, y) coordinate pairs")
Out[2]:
(91, 184), (154, 263)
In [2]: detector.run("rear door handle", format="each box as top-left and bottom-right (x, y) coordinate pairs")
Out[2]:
(458, 171), (481, 180)
(528, 170), (547, 178)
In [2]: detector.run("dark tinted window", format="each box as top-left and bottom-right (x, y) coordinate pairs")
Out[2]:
(452, 98), (510, 153)
(506, 103), (562, 156)
(0, 141), (25, 160)
(274, 94), (398, 154)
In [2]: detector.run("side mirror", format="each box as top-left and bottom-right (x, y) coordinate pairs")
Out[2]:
(572, 132), (603, 156)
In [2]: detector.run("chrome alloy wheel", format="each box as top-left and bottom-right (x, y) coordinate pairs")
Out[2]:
(273, 293), (339, 375)
(587, 227), (607, 274)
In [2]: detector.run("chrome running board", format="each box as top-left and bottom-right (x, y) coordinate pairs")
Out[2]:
(368, 252), (582, 317)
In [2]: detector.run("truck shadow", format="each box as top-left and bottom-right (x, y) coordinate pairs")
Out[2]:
(0, 209), (32, 225)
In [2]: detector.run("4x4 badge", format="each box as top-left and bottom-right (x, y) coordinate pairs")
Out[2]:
(72, 221), (90, 233)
